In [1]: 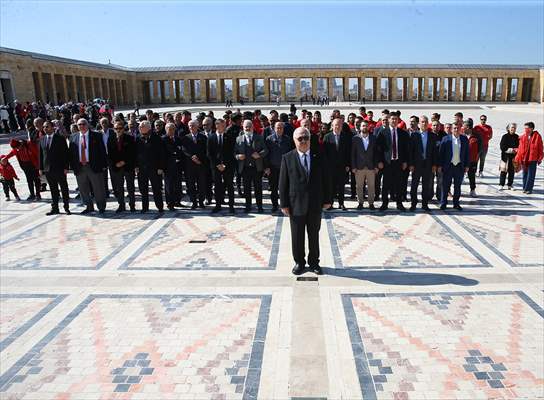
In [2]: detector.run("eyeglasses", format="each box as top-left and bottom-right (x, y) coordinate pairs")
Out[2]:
(297, 135), (310, 142)
(77, 123), (86, 126)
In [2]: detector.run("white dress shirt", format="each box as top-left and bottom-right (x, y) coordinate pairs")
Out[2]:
(297, 149), (311, 174)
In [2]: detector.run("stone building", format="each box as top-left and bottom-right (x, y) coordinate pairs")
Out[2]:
(1, 46), (543, 106)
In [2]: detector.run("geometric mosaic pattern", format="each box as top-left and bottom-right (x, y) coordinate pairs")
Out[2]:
(0, 294), (271, 399)
(452, 213), (544, 268)
(0, 294), (66, 352)
(121, 215), (283, 270)
(342, 291), (544, 400)
(0, 215), (156, 270)
(327, 214), (489, 269)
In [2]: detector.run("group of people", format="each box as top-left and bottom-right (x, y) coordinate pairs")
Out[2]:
(0, 105), (542, 218)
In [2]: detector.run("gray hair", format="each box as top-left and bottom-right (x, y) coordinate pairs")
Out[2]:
(165, 122), (175, 130)
(293, 127), (310, 137)
(139, 120), (151, 129)
(188, 119), (199, 127)
(506, 122), (517, 131)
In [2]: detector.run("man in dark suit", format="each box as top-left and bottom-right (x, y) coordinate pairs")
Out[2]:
(377, 113), (410, 211)
(409, 116), (438, 211)
(135, 120), (165, 213)
(351, 120), (380, 210)
(439, 124), (469, 211)
(99, 117), (113, 198)
(323, 118), (351, 210)
(39, 120), (70, 215)
(265, 122), (294, 213)
(280, 127), (332, 275)
(162, 122), (184, 211)
(107, 120), (136, 212)
(69, 118), (108, 214)
(207, 118), (236, 214)
(181, 119), (208, 209)
(401, 115), (419, 202)
(235, 120), (268, 213)
(373, 115), (390, 201)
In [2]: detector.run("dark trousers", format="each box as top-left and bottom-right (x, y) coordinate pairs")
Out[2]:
(185, 162), (207, 204)
(242, 167), (263, 209)
(468, 161), (477, 190)
(499, 158), (515, 187)
(331, 167), (346, 205)
(45, 171), (70, 210)
(164, 165), (181, 207)
(375, 168), (383, 199)
(381, 160), (403, 206)
(441, 164), (464, 207)
(522, 161), (537, 192)
(110, 167), (135, 209)
(137, 169), (163, 211)
(205, 167), (213, 202)
(268, 166), (280, 207)
(103, 167), (110, 195)
(75, 165), (106, 211)
(20, 161), (40, 197)
(410, 166), (433, 206)
(212, 167), (235, 207)
(1, 179), (18, 198)
(399, 168), (410, 201)
(290, 211), (322, 266)
(431, 170), (443, 201)
(349, 170), (356, 197)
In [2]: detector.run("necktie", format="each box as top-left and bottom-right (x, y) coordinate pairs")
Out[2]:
(392, 129), (397, 160)
(81, 134), (87, 165)
(117, 135), (123, 152)
(219, 134), (223, 148)
(192, 134), (197, 143)
(47, 135), (51, 149)
(335, 134), (339, 150)
(303, 153), (309, 176)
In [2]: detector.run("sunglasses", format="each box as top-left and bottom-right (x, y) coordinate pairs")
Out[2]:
(114, 127), (124, 130)
(297, 135), (310, 142)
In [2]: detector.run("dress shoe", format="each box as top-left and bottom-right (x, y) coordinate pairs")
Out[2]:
(15, 195), (21, 201)
(41, 183), (47, 191)
(212, 206), (222, 213)
(244, 207), (251, 214)
(440, 204), (447, 210)
(271, 206), (278, 213)
(191, 203), (198, 210)
(453, 204), (463, 211)
(36, 194), (42, 200)
(379, 204), (388, 211)
(26, 195), (35, 201)
(130, 206), (136, 212)
(198, 202), (206, 209)
(64, 209), (71, 215)
(409, 205), (417, 212)
(397, 203), (406, 212)
(98, 209), (106, 215)
(368, 204), (375, 210)
(205, 199), (212, 205)
(292, 263), (305, 275)
(326, 206), (334, 211)
(422, 204), (431, 212)
(350, 195), (356, 200)
(340, 204), (347, 211)
(46, 209), (59, 216)
(357, 203), (364, 210)
(140, 209), (148, 214)
(115, 206), (126, 213)
(229, 207), (235, 214)
(80, 207), (94, 215)
(310, 265), (323, 275)
(5, 197), (10, 201)
(257, 207), (264, 213)
(157, 209), (164, 214)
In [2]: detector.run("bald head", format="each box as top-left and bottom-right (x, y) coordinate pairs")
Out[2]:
(293, 127), (311, 152)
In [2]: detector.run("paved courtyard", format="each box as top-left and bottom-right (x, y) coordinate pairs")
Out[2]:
(0, 104), (543, 400)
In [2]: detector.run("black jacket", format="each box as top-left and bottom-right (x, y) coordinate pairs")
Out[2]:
(279, 150), (331, 216)
(410, 131), (438, 169)
(207, 132), (236, 170)
(181, 132), (208, 167)
(162, 135), (184, 172)
(107, 133), (136, 171)
(40, 133), (69, 173)
(135, 134), (165, 171)
(69, 130), (108, 175)
(323, 131), (351, 169)
(500, 133), (519, 162)
(375, 126), (410, 164)
(351, 134), (378, 170)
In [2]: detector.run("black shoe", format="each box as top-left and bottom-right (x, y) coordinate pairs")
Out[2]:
(310, 265), (323, 275)
(130, 206), (136, 212)
(46, 209), (59, 216)
(64, 209), (71, 215)
(98, 209), (106, 214)
(36, 194), (42, 201)
(115, 206), (126, 213)
(212, 206), (221, 213)
(369, 204), (376, 210)
(350, 195), (356, 200)
(140, 209), (148, 214)
(422, 204), (431, 212)
(244, 207), (251, 213)
(340, 204), (347, 211)
(205, 199), (212, 205)
(26, 195), (35, 201)
(41, 183), (47, 191)
(157, 209), (164, 214)
(326, 206), (334, 211)
(198, 202), (205, 209)
(379, 204), (388, 211)
(191, 203), (198, 210)
(167, 205), (175, 211)
(440, 204), (447, 210)
(409, 205), (416, 212)
(5, 197), (10, 201)
(257, 207), (264, 214)
(454, 204), (463, 211)
(229, 207), (235, 214)
(397, 203), (406, 211)
(271, 206), (278, 213)
(174, 202), (182, 207)
(292, 263), (305, 275)
(80, 207), (94, 215)
(357, 203), (364, 210)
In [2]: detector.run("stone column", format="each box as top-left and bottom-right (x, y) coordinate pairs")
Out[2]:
(373, 77), (379, 101)
(232, 78), (239, 102)
(87, 77), (94, 101)
(501, 77), (509, 102)
(183, 79), (190, 103)
(81, 76), (88, 103)
(201, 79), (209, 102)
(438, 77), (446, 101)
(455, 77), (461, 102)
(485, 78), (492, 101)
(358, 77), (364, 101)
(422, 77), (429, 100)
(407, 77), (413, 101)
(35, 72), (45, 102)
(247, 78), (254, 102)
(311, 77), (317, 97)
(263, 78), (270, 102)
(530, 75), (539, 102)
(327, 77), (333, 99)
(388, 77), (394, 101)
(174, 79), (180, 103)
(343, 77), (349, 101)
(60, 75), (68, 103)
(280, 78), (286, 101)
(472, 78), (479, 101)
(217, 79), (225, 103)
(295, 78), (301, 99)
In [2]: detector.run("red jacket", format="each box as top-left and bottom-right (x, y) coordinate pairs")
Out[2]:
(252, 117), (263, 134)
(6, 139), (35, 167)
(515, 130), (543, 164)
(474, 124), (493, 149)
(0, 158), (18, 180)
(467, 133), (482, 163)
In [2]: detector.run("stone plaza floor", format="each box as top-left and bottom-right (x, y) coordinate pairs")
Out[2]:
(0, 103), (543, 399)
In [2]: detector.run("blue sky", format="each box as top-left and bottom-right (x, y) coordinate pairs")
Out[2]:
(1, 0), (543, 67)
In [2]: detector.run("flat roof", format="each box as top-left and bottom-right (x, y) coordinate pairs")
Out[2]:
(2, 46), (542, 73)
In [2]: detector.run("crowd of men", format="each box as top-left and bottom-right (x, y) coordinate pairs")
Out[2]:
(0, 104), (542, 216)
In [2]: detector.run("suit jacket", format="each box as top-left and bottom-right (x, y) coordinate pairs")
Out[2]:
(235, 133), (268, 173)
(69, 130), (108, 175)
(439, 134), (470, 169)
(323, 131), (351, 170)
(410, 131), (438, 169)
(207, 132), (236, 171)
(107, 133), (136, 171)
(181, 132), (208, 168)
(40, 133), (69, 173)
(351, 134), (378, 170)
(135, 133), (165, 172)
(162, 135), (184, 172)
(265, 133), (295, 169)
(375, 126), (410, 164)
(279, 149), (331, 216)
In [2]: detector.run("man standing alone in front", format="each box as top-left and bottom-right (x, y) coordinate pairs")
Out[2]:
(280, 127), (331, 275)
